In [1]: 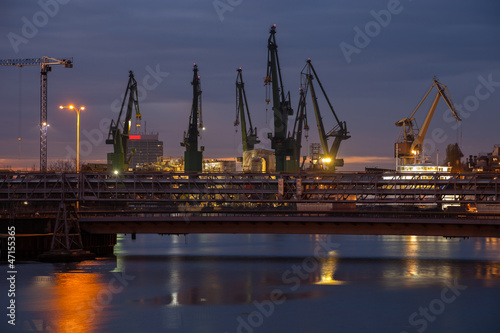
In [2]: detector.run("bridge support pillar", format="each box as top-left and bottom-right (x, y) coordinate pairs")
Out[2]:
(38, 201), (95, 262)
(51, 201), (83, 251)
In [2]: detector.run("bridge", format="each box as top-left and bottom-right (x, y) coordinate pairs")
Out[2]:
(75, 209), (500, 238)
(1, 171), (499, 203)
(1, 171), (499, 238)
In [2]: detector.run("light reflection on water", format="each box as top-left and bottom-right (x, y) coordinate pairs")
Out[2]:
(315, 255), (344, 285)
(3, 234), (500, 333)
(13, 262), (109, 333)
(50, 272), (103, 333)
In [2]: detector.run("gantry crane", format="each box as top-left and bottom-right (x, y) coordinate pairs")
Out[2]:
(106, 71), (142, 173)
(301, 59), (350, 171)
(180, 64), (204, 172)
(0, 57), (73, 172)
(235, 68), (259, 152)
(264, 24), (295, 172)
(395, 78), (461, 166)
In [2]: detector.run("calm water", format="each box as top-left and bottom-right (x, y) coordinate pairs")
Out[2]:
(2, 234), (500, 333)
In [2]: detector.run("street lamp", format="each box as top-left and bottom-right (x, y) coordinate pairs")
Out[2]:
(59, 105), (85, 172)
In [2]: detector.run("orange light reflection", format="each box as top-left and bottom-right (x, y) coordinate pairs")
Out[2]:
(51, 269), (104, 333)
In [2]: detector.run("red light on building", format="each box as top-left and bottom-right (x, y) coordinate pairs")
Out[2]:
(129, 135), (141, 140)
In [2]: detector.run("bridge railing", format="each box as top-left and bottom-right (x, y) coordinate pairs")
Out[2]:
(0, 172), (499, 205)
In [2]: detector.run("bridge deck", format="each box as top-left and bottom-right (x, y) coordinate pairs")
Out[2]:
(77, 210), (500, 238)
(2, 172), (500, 238)
(1, 171), (499, 204)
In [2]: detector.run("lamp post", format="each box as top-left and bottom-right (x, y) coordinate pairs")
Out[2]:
(59, 105), (85, 172)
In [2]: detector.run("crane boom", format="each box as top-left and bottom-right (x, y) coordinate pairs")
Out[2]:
(264, 25), (295, 171)
(288, 88), (309, 171)
(1, 57), (73, 171)
(180, 64), (204, 172)
(301, 59), (350, 170)
(411, 79), (459, 149)
(395, 78), (461, 166)
(106, 71), (141, 172)
(235, 68), (260, 152)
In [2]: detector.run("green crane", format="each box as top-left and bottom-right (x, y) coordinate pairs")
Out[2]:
(264, 24), (295, 172)
(287, 87), (309, 171)
(180, 64), (204, 172)
(106, 71), (141, 173)
(301, 59), (350, 171)
(235, 67), (259, 152)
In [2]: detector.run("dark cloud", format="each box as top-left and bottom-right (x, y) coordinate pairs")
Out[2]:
(1, 0), (499, 170)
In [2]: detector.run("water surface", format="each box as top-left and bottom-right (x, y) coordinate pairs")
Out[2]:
(2, 234), (500, 332)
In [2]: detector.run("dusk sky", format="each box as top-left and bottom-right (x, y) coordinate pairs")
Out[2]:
(1, 0), (499, 171)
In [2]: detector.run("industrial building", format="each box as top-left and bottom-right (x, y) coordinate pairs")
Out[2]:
(128, 133), (163, 170)
(467, 145), (500, 172)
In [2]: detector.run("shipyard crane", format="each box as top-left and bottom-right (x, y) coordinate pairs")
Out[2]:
(287, 87), (309, 171)
(235, 68), (260, 152)
(264, 24), (295, 172)
(106, 71), (142, 173)
(395, 78), (461, 167)
(0, 57), (73, 172)
(301, 59), (350, 171)
(180, 64), (204, 172)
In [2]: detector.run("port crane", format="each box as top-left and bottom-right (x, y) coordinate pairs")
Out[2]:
(264, 24), (296, 172)
(287, 87), (309, 171)
(395, 78), (461, 166)
(235, 68), (259, 152)
(300, 59), (350, 171)
(0, 57), (73, 172)
(106, 71), (142, 173)
(180, 64), (204, 172)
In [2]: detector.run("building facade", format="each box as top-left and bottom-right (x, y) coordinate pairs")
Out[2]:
(128, 133), (163, 169)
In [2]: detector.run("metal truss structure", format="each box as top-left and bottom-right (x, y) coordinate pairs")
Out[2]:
(0, 172), (499, 205)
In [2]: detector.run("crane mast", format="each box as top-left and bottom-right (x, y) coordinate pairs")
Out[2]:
(288, 88), (309, 171)
(0, 57), (73, 172)
(301, 59), (350, 171)
(181, 64), (204, 172)
(264, 25), (295, 172)
(395, 78), (461, 167)
(235, 68), (259, 152)
(106, 71), (141, 173)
